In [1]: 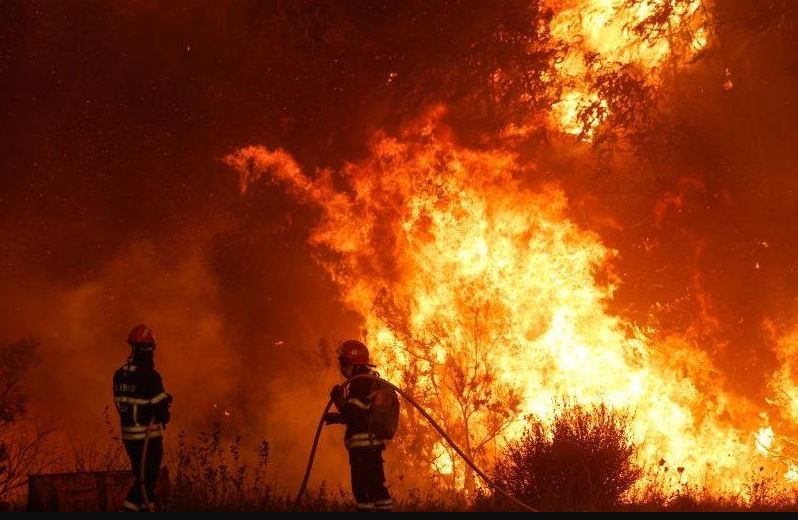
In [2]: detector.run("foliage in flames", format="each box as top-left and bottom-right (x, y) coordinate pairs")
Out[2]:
(760, 328), (798, 482)
(546, 0), (708, 138)
(226, 109), (791, 493)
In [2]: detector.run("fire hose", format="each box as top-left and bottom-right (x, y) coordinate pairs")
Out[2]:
(293, 374), (537, 512)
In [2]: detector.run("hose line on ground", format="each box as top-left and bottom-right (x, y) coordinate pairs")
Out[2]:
(292, 374), (537, 512)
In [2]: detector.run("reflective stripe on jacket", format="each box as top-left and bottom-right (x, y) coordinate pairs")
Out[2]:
(337, 367), (386, 450)
(113, 363), (170, 441)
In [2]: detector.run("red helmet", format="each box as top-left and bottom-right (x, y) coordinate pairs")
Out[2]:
(128, 324), (155, 346)
(336, 339), (373, 366)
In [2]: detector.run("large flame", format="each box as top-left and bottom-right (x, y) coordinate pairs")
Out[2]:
(227, 109), (789, 494)
(761, 327), (798, 482)
(547, 0), (707, 138)
(770, 328), (798, 426)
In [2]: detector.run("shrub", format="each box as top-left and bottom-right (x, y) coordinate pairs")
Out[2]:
(492, 401), (641, 511)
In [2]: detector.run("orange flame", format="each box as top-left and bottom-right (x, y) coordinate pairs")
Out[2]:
(769, 328), (798, 425)
(227, 110), (791, 494)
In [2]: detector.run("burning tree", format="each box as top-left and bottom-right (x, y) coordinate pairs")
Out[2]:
(546, 0), (709, 140)
(378, 297), (522, 492)
(227, 104), (771, 495)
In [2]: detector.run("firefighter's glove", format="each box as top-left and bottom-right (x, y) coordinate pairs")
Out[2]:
(157, 394), (174, 427)
(330, 385), (344, 402)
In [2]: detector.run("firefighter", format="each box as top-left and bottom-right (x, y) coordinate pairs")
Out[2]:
(325, 340), (393, 512)
(113, 324), (172, 512)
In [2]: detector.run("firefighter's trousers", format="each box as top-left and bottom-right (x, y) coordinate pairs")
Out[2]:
(349, 447), (392, 512)
(120, 438), (163, 512)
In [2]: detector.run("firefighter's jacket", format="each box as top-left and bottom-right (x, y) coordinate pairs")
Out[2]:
(333, 368), (385, 450)
(113, 362), (171, 441)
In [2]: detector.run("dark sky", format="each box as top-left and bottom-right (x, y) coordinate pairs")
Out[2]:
(0, 1), (410, 346)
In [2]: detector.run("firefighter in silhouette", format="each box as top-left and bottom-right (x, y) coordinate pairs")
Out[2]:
(113, 324), (172, 512)
(326, 340), (397, 512)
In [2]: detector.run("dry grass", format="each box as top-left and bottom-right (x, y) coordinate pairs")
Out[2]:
(168, 420), (453, 512)
(627, 464), (798, 512)
(6, 408), (798, 511)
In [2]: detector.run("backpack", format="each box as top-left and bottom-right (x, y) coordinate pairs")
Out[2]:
(368, 379), (400, 440)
